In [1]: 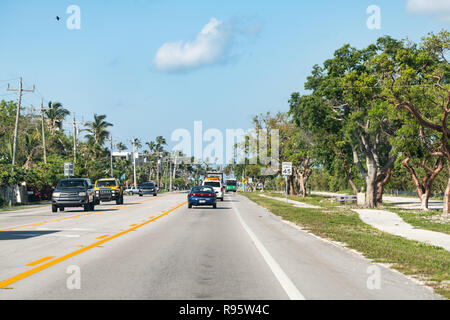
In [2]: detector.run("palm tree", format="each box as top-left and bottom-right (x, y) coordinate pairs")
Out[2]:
(45, 101), (70, 133)
(116, 142), (128, 153)
(154, 136), (167, 186)
(132, 138), (142, 151)
(146, 141), (156, 155)
(155, 136), (167, 153)
(23, 132), (41, 169)
(84, 114), (113, 146)
(145, 141), (157, 180)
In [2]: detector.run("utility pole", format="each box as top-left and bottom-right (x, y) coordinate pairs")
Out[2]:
(170, 153), (178, 192)
(40, 99), (47, 164)
(73, 116), (77, 164)
(156, 154), (160, 188)
(110, 136), (113, 177)
(7, 77), (35, 167)
(132, 140), (137, 188)
(106, 136), (114, 177)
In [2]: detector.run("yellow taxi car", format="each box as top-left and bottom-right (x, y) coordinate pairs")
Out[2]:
(94, 178), (124, 205)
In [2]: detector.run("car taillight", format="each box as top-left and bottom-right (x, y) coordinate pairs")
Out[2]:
(221, 187), (223, 192)
(188, 193), (193, 197)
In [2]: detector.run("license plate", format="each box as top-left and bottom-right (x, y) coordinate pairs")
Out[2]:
(199, 200), (206, 203)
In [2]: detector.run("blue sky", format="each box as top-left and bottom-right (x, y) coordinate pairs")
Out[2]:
(0, 0), (448, 151)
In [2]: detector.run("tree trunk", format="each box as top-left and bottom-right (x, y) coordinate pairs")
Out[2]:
(288, 175), (295, 195)
(376, 166), (393, 204)
(365, 160), (377, 208)
(421, 190), (431, 211)
(444, 168), (450, 216)
(298, 173), (306, 197)
(402, 157), (444, 211)
(343, 159), (358, 195)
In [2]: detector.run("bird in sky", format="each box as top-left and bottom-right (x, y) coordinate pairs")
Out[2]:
(56, 16), (60, 21)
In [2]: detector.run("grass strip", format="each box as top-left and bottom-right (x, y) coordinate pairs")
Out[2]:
(243, 192), (450, 299)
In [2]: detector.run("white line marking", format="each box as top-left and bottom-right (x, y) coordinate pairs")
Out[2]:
(232, 201), (305, 300)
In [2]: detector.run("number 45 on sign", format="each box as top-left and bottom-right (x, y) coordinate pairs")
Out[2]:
(282, 162), (292, 176)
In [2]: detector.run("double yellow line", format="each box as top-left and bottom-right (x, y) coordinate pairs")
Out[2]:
(0, 200), (187, 289)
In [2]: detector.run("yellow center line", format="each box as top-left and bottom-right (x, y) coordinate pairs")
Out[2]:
(96, 235), (109, 240)
(0, 201), (187, 289)
(24, 256), (55, 267)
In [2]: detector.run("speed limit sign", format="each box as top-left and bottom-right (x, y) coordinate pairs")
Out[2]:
(282, 162), (292, 176)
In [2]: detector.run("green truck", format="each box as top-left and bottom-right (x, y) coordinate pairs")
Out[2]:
(225, 179), (237, 192)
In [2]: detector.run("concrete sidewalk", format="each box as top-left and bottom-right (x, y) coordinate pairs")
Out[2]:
(311, 191), (444, 210)
(353, 209), (450, 252)
(258, 194), (321, 209)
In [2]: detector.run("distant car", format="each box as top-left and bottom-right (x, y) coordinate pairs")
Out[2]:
(202, 179), (224, 201)
(139, 182), (157, 197)
(51, 178), (95, 213)
(188, 186), (216, 209)
(125, 186), (139, 195)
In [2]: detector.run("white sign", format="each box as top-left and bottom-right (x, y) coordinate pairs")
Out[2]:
(282, 162), (292, 176)
(64, 162), (74, 177)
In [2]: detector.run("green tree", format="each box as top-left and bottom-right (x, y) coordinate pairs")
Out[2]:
(45, 101), (70, 133)
(372, 30), (450, 214)
(84, 114), (113, 146)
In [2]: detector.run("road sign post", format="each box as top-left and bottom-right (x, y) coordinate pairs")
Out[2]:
(282, 162), (292, 202)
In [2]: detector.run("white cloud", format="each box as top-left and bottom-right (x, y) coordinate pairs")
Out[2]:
(153, 18), (231, 72)
(406, 0), (450, 21)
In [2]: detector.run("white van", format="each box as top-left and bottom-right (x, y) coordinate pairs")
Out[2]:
(202, 179), (224, 201)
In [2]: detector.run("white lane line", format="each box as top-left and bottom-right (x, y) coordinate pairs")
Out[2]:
(232, 201), (305, 300)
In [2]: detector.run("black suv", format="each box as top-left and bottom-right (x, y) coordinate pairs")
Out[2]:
(51, 178), (96, 212)
(139, 182), (158, 197)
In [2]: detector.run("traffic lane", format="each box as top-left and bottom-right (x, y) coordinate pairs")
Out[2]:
(234, 194), (440, 300)
(0, 193), (288, 299)
(0, 194), (166, 231)
(0, 193), (185, 291)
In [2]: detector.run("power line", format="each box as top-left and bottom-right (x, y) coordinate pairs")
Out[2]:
(0, 93), (16, 98)
(0, 77), (20, 83)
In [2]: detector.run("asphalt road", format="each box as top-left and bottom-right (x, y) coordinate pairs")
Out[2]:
(0, 192), (441, 300)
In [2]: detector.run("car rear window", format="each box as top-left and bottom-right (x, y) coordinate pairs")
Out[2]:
(191, 186), (214, 193)
(57, 180), (86, 189)
(204, 181), (220, 188)
(141, 183), (155, 188)
(226, 180), (237, 186)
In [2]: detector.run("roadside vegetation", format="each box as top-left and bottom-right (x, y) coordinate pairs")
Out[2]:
(231, 30), (449, 216)
(243, 192), (450, 299)
(0, 102), (208, 206)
